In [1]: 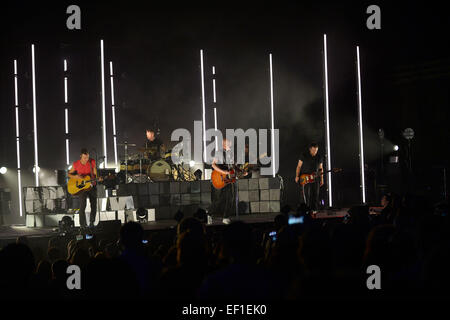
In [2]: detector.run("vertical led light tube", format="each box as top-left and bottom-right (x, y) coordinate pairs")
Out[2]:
(64, 59), (70, 166)
(323, 34), (333, 207)
(212, 66), (218, 151)
(109, 61), (118, 169)
(356, 46), (366, 204)
(269, 54), (276, 178)
(100, 40), (107, 168)
(200, 50), (207, 163)
(31, 44), (39, 186)
(14, 60), (23, 217)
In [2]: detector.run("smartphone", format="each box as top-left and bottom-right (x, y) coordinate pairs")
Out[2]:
(288, 215), (304, 225)
(86, 234), (93, 240)
(142, 239), (148, 244)
(76, 234), (83, 241)
(269, 231), (277, 242)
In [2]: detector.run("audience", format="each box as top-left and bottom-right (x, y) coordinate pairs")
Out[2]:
(0, 193), (448, 300)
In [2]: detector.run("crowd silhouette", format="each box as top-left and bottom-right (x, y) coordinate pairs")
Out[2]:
(0, 193), (449, 300)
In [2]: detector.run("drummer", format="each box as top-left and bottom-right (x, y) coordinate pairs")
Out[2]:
(144, 128), (165, 161)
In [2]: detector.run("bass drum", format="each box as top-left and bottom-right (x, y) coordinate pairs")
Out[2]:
(147, 160), (172, 181)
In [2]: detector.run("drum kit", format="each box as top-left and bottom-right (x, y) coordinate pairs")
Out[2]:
(116, 142), (196, 184)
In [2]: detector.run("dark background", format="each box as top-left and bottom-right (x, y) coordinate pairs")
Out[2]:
(0, 1), (449, 223)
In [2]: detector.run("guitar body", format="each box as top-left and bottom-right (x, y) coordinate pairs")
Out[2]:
(299, 173), (316, 186)
(211, 170), (236, 190)
(298, 168), (343, 186)
(67, 176), (94, 195)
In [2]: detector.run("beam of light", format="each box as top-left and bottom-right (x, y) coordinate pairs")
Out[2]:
(356, 46), (366, 204)
(31, 44), (39, 186)
(110, 61), (118, 168)
(323, 34), (333, 207)
(212, 66), (218, 151)
(65, 109), (69, 134)
(100, 40), (107, 168)
(14, 59), (23, 216)
(64, 77), (68, 103)
(269, 54), (276, 178)
(66, 139), (70, 166)
(200, 50), (207, 163)
(64, 59), (70, 165)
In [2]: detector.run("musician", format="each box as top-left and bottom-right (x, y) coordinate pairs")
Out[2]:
(295, 142), (324, 212)
(68, 148), (98, 228)
(143, 128), (164, 161)
(210, 138), (235, 224)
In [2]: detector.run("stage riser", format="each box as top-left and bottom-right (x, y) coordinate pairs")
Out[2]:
(23, 177), (281, 226)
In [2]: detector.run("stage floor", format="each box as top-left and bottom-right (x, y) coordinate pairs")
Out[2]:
(0, 209), (350, 240)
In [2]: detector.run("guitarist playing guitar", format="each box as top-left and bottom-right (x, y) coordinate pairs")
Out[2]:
(210, 138), (248, 224)
(68, 148), (99, 228)
(295, 142), (324, 213)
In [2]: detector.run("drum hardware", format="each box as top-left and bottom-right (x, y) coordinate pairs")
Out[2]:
(117, 141), (137, 182)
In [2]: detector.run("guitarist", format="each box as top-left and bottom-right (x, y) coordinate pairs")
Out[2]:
(210, 138), (236, 224)
(68, 148), (98, 228)
(295, 142), (324, 213)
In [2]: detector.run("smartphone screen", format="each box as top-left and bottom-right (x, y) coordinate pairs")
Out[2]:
(269, 231), (277, 242)
(288, 215), (304, 225)
(142, 239), (148, 244)
(86, 234), (93, 240)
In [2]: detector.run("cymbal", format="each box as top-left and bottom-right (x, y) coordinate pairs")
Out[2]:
(117, 142), (137, 147)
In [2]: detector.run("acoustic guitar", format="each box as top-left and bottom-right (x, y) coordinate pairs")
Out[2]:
(298, 168), (342, 186)
(67, 175), (104, 195)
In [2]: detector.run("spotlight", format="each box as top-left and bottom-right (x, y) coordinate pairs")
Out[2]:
(136, 207), (148, 223)
(115, 167), (120, 173)
(189, 160), (195, 168)
(393, 145), (399, 151)
(32, 166), (40, 173)
(0, 167), (7, 175)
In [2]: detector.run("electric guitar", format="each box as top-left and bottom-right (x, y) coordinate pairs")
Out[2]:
(298, 168), (342, 186)
(67, 175), (104, 195)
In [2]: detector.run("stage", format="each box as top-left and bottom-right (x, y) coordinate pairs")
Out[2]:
(0, 209), (350, 242)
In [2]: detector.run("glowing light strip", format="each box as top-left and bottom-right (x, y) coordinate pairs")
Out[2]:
(109, 61), (118, 167)
(14, 59), (23, 216)
(31, 44), (39, 186)
(66, 139), (70, 166)
(200, 50), (207, 163)
(65, 108), (69, 134)
(356, 46), (366, 203)
(100, 40), (107, 168)
(212, 66), (218, 151)
(323, 34), (333, 207)
(269, 54), (276, 178)
(64, 77), (68, 103)
(64, 59), (70, 166)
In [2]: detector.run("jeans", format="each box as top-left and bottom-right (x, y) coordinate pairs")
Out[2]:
(78, 186), (97, 227)
(300, 181), (320, 211)
(210, 183), (235, 219)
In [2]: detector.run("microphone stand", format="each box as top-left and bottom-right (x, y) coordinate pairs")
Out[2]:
(91, 148), (101, 228)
